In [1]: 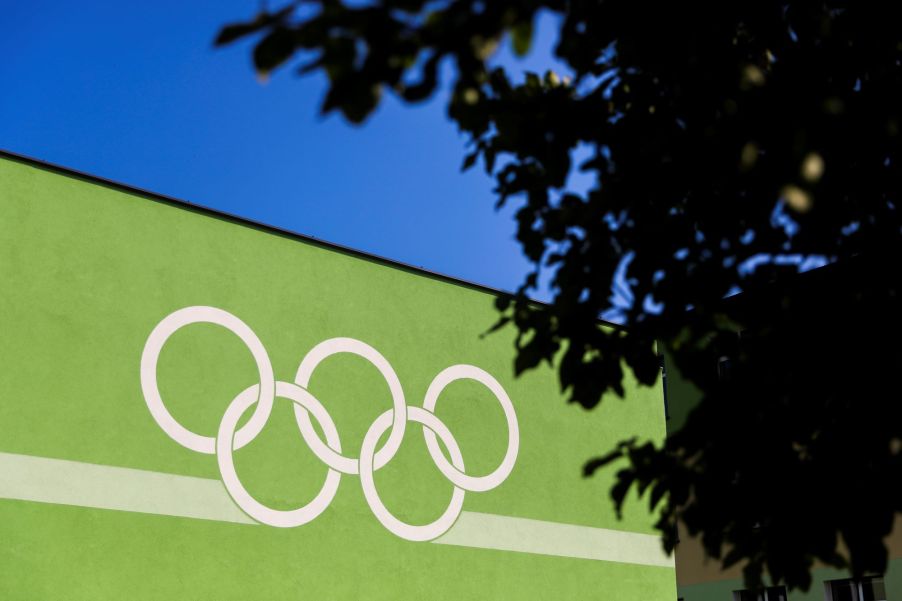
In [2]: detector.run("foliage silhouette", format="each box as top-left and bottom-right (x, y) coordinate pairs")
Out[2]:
(217, 2), (902, 590)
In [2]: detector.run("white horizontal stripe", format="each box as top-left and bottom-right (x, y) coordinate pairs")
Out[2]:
(433, 510), (673, 567)
(0, 452), (672, 567)
(0, 451), (255, 524)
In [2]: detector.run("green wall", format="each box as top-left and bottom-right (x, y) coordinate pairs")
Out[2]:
(0, 155), (675, 600)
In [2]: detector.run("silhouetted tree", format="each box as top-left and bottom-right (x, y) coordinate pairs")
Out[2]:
(217, 2), (902, 590)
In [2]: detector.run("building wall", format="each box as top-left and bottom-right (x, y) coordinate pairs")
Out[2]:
(0, 154), (675, 600)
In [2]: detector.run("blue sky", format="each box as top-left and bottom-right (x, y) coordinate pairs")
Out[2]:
(1, 0), (566, 294)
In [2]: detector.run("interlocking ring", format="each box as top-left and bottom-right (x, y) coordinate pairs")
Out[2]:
(360, 407), (465, 542)
(217, 381), (341, 528)
(293, 338), (407, 475)
(140, 306), (520, 541)
(140, 306), (275, 454)
(423, 365), (519, 493)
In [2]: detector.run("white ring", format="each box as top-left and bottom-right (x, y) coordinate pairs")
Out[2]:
(140, 306), (275, 454)
(359, 407), (465, 541)
(422, 365), (519, 493)
(293, 338), (407, 475)
(216, 381), (342, 528)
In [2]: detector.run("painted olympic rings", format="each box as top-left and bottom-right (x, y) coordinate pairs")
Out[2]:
(139, 306), (519, 541)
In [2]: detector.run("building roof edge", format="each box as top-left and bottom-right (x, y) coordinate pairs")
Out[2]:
(0, 148), (624, 331)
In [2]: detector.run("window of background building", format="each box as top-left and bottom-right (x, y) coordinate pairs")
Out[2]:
(717, 354), (733, 382)
(824, 576), (886, 601)
(733, 586), (788, 601)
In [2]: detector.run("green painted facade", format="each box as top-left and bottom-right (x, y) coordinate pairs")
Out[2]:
(0, 154), (674, 600)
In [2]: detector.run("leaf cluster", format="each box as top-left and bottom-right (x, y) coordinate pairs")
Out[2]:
(218, 2), (902, 589)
